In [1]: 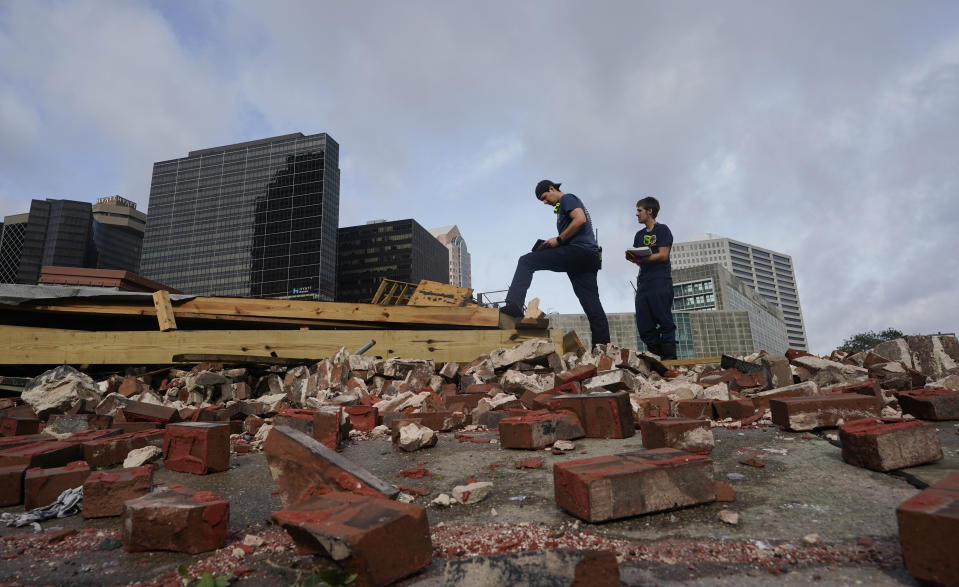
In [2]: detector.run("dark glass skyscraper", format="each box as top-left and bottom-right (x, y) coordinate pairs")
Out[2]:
(140, 133), (340, 300)
(337, 219), (449, 303)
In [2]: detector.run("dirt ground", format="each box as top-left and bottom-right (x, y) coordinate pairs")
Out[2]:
(1, 421), (956, 586)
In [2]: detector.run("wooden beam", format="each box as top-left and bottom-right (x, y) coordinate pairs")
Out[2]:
(408, 280), (473, 307)
(13, 296), (502, 328)
(0, 325), (565, 365)
(152, 291), (177, 331)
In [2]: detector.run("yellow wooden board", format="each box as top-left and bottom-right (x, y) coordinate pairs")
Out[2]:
(407, 280), (474, 307)
(152, 290), (177, 331)
(14, 296), (501, 328)
(0, 325), (565, 365)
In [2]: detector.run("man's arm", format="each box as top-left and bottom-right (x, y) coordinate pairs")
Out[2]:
(546, 208), (586, 248)
(646, 244), (670, 262)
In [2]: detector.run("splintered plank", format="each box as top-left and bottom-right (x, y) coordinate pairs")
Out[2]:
(152, 291), (177, 332)
(15, 296), (501, 328)
(0, 325), (565, 365)
(407, 280), (474, 307)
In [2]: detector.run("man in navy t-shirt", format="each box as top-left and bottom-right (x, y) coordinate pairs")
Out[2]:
(626, 196), (677, 359)
(501, 180), (610, 346)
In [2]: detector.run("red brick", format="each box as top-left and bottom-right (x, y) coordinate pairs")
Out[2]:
(275, 409), (317, 436)
(531, 390), (563, 410)
(0, 464), (27, 506)
(0, 433), (48, 451)
(271, 491), (432, 586)
(82, 465), (154, 518)
(65, 428), (124, 444)
(444, 393), (486, 412)
(82, 429), (164, 468)
(114, 421), (160, 434)
(895, 389), (959, 421)
(474, 410), (517, 429)
(122, 400), (180, 424)
(548, 392), (635, 439)
(553, 448), (715, 522)
(498, 410), (585, 449)
(344, 406), (379, 433)
(412, 410), (467, 432)
(117, 376), (146, 398)
(0, 441), (82, 469)
(639, 418), (714, 454)
(750, 381), (819, 411)
(827, 378), (882, 397)
(839, 418), (942, 471)
(712, 399), (758, 420)
(0, 416), (41, 437)
(672, 399), (715, 420)
(313, 407), (350, 451)
(24, 461), (91, 509)
(896, 472), (959, 585)
(770, 394), (882, 431)
(122, 484), (229, 554)
(264, 425), (399, 507)
(163, 422), (231, 474)
(632, 396), (670, 422)
(556, 364), (598, 385)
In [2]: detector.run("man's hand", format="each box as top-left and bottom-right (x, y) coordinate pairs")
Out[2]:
(546, 237), (560, 248)
(625, 251), (644, 264)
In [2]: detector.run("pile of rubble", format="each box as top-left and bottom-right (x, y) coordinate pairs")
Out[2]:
(1, 333), (958, 585)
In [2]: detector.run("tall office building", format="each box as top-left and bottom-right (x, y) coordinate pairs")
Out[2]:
(0, 197), (146, 285)
(337, 219), (449, 303)
(428, 225), (471, 288)
(140, 133), (340, 299)
(92, 196), (147, 272)
(671, 234), (808, 351)
(549, 263), (788, 357)
(0, 213), (28, 283)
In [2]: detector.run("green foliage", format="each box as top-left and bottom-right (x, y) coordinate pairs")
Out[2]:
(837, 328), (905, 354)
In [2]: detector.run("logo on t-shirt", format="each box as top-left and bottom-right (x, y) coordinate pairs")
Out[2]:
(642, 233), (657, 246)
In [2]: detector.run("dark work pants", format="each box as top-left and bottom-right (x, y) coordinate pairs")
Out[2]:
(506, 245), (610, 345)
(635, 277), (676, 346)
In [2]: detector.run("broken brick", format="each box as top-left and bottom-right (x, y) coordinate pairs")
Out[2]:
(344, 406), (379, 433)
(24, 461), (91, 510)
(514, 457), (544, 469)
(313, 406), (350, 451)
(712, 399), (758, 420)
(895, 389), (959, 421)
(0, 464), (27, 506)
(826, 378), (883, 398)
(498, 410), (585, 449)
(275, 408), (317, 436)
(264, 425), (399, 507)
(411, 410), (467, 432)
(82, 429), (164, 468)
(271, 491), (432, 586)
(839, 418), (943, 471)
(896, 471), (959, 585)
(750, 381), (819, 411)
(122, 484), (229, 554)
(631, 396), (670, 421)
(672, 399), (715, 420)
(121, 400), (180, 424)
(769, 394), (882, 432)
(548, 392), (635, 439)
(553, 448), (715, 522)
(82, 465), (154, 518)
(0, 441), (82, 469)
(639, 418), (714, 454)
(556, 364), (598, 386)
(0, 416), (41, 437)
(162, 422), (231, 474)
(581, 369), (638, 393)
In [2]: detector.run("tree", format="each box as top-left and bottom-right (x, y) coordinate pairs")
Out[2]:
(837, 328), (905, 354)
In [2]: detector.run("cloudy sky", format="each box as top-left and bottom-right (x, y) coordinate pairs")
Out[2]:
(1, 0), (957, 354)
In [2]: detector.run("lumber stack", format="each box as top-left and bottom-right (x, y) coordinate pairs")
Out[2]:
(0, 285), (558, 366)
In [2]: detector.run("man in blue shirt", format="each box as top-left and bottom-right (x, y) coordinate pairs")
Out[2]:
(626, 196), (676, 359)
(501, 180), (610, 346)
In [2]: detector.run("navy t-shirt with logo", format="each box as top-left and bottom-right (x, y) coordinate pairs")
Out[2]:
(633, 223), (673, 280)
(558, 194), (599, 251)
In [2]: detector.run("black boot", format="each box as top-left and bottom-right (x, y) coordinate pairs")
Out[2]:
(660, 342), (677, 360)
(499, 301), (524, 318)
(646, 343), (663, 358)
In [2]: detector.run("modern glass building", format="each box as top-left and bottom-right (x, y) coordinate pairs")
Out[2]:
(140, 133), (340, 300)
(549, 263), (788, 358)
(671, 234), (808, 351)
(428, 224), (472, 288)
(0, 197), (145, 285)
(337, 219), (449, 303)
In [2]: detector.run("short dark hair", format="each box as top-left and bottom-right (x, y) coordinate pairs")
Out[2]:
(636, 196), (660, 218)
(535, 179), (561, 198)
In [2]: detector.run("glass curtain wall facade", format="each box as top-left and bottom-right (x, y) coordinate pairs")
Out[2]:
(428, 225), (472, 288)
(17, 199), (96, 284)
(337, 219), (449, 303)
(140, 133), (340, 299)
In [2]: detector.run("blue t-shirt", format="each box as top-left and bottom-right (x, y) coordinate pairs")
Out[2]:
(557, 194), (598, 251)
(633, 223), (673, 280)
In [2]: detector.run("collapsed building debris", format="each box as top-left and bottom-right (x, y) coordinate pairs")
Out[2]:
(2, 285), (959, 584)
